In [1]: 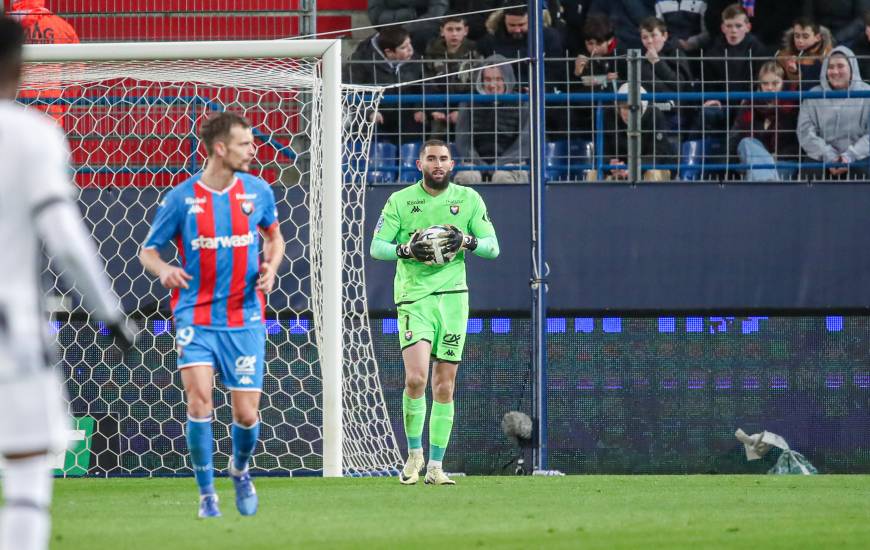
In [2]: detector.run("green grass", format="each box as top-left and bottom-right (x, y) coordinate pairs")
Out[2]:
(45, 475), (870, 549)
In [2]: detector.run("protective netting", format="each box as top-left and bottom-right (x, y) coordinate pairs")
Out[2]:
(20, 55), (401, 476)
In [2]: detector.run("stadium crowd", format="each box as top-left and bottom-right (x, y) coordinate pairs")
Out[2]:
(347, 0), (870, 181)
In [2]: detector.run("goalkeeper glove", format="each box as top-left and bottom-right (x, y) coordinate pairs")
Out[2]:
(396, 230), (436, 262)
(439, 225), (477, 262)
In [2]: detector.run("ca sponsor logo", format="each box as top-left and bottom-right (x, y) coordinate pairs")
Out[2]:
(190, 231), (255, 251)
(176, 326), (195, 347)
(235, 355), (257, 375)
(442, 333), (461, 347)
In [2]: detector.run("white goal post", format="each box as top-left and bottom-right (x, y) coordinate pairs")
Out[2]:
(22, 40), (399, 478)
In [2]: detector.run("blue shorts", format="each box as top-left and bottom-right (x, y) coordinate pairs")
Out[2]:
(175, 325), (265, 392)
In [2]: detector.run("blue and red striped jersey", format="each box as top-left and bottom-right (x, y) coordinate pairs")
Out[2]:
(143, 172), (278, 330)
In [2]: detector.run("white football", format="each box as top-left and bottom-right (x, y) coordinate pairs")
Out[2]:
(419, 225), (450, 265)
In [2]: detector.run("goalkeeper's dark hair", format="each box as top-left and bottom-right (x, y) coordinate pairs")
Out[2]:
(0, 16), (25, 84)
(199, 111), (252, 155)
(376, 25), (410, 54)
(420, 139), (451, 158)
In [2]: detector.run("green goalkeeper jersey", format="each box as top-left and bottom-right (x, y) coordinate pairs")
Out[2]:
(372, 181), (497, 305)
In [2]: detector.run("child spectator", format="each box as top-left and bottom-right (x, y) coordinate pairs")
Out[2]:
(565, 13), (623, 140)
(654, 0), (709, 52)
(639, 17), (694, 94)
(604, 83), (677, 181)
(424, 14), (482, 140)
(729, 62), (799, 180)
(776, 17), (832, 91)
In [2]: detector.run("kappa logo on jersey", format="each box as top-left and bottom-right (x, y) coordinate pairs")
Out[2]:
(238, 376), (254, 386)
(450, 205), (460, 215)
(188, 204), (205, 215)
(404, 330), (413, 341)
(411, 205), (422, 214)
(184, 197), (207, 215)
(235, 355), (257, 375)
(445, 349), (456, 357)
(241, 200), (255, 215)
(190, 231), (255, 251)
(442, 334), (461, 347)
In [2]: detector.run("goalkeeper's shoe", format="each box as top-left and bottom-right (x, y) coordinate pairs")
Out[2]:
(230, 467), (259, 516)
(399, 452), (425, 485)
(198, 494), (222, 518)
(424, 466), (456, 486)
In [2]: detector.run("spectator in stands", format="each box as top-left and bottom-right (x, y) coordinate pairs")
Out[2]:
(848, 10), (870, 79)
(449, 0), (501, 41)
(730, 62), (799, 181)
(453, 55), (530, 184)
(424, 14), (482, 141)
(705, 0), (792, 49)
(798, 47), (870, 179)
(10, 0), (79, 124)
(604, 83), (677, 181)
(346, 26), (427, 147)
(639, 17), (693, 94)
(589, 0), (655, 51)
(654, 0), (709, 52)
(776, 17), (832, 91)
(477, 5), (565, 61)
(801, 0), (870, 48)
(561, 0), (595, 56)
(701, 4), (770, 133)
(565, 14), (623, 140)
(367, 0), (448, 52)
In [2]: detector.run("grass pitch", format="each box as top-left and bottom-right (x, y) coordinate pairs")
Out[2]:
(47, 475), (869, 549)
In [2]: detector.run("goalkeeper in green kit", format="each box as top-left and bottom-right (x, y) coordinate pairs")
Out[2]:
(370, 139), (499, 485)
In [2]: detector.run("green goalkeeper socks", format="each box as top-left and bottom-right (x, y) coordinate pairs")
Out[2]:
(428, 400), (454, 462)
(402, 392), (426, 450)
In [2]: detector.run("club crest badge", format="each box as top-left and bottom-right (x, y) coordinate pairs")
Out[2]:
(241, 200), (255, 215)
(404, 330), (413, 341)
(450, 205), (460, 215)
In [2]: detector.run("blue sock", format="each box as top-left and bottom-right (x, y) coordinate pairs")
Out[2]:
(186, 415), (215, 496)
(231, 421), (260, 472)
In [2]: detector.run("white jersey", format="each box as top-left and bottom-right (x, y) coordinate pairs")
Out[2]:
(0, 101), (71, 379)
(0, 100), (118, 381)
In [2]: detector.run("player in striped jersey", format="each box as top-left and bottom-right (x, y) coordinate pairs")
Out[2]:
(139, 112), (285, 518)
(0, 17), (133, 550)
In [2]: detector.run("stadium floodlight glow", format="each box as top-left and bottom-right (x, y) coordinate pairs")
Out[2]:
(22, 40), (399, 478)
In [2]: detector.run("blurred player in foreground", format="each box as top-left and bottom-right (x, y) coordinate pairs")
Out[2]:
(139, 112), (284, 518)
(370, 139), (499, 485)
(0, 16), (133, 550)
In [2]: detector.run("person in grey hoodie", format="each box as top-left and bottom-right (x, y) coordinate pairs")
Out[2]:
(798, 46), (870, 179)
(453, 55), (530, 184)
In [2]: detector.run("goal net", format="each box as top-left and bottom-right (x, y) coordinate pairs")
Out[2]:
(20, 41), (400, 477)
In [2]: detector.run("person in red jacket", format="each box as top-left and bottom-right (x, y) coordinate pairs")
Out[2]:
(9, 0), (79, 123)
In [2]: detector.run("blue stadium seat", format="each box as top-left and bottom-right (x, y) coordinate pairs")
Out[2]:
(679, 139), (708, 181)
(545, 140), (569, 182)
(399, 141), (422, 183)
(367, 141), (398, 184)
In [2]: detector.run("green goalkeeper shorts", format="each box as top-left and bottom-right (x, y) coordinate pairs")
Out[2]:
(396, 291), (469, 363)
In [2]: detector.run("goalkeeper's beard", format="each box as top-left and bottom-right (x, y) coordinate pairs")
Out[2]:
(423, 170), (451, 190)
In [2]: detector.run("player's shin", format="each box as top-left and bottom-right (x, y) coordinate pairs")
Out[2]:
(0, 453), (53, 550)
(231, 421), (260, 473)
(402, 392), (427, 452)
(186, 415), (216, 496)
(428, 400), (455, 468)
